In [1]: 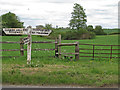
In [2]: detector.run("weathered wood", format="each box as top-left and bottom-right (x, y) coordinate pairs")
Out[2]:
(58, 43), (77, 46)
(93, 45), (95, 59)
(20, 38), (24, 56)
(58, 34), (61, 58)
(27, 27), (32, 64)
(32, 48), (55, 51)
(55, 38), (58, 57)
(56, 52), (79, 55)
(75, 42), (79, 60)
(0, 49), (20, 51)
(0, 41), (20, 43)
(32, 41), (55, 43)
(110, 45), (112, 59)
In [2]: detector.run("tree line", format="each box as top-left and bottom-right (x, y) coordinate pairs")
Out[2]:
(1, 3), (107, 38)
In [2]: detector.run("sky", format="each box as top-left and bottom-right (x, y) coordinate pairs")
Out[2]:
(0, 0), (119, 28)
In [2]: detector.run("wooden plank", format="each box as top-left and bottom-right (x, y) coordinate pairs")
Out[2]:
(32, 49), (55, 51)
(20, 38), (24, 56)
(75, 42), (79, 60)
(56, 52), (79, 55)
(0, 49), (20, 51)
(0, 56), (20, 58)
(58, 43), (77, 46)
(58, 34), (61, 58)
(0, 42), (20, 43)
(93, 45), (95, 59)
(55, 38), (58, 57)
(79, 48), (120, 51)
(32, 41), (55, 43)
(80, 56), (120, 58)
(110, 45), (112, 59)
(79, 52), (120, 54)
(79, 43), (120, 46)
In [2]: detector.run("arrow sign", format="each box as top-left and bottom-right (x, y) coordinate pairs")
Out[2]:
(32, 29), (52, 36)
(3, 28), (52, 36)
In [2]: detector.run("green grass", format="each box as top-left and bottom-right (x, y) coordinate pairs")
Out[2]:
(2, 35), (119, 87)
(103, 29), (119, 34)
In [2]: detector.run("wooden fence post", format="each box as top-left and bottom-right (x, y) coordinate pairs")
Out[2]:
(93, 45), (95, 59)
(110, 45), (112, 59)
(55, 38), (58, 57)
(58, 34), (61, 58)
(75, 42), (79, 60)
(20, 38), (24, 56)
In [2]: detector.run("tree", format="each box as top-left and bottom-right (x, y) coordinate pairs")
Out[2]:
(94, 25), (106, 35)
(87, 25), (94, 32)
(69, 3), (87, 30)
(2, 12), (24, 28)
(36, 25), (44, 29)
(45, 24), (52, 30)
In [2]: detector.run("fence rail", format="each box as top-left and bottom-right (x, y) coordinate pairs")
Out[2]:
(1, 40), (56, 58)
(79, 43), (120, 59)
(1, 37), (120, 59)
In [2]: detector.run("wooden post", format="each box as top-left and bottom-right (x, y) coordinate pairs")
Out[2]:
(75, 42), (79, 60)
(27, 26), (32, 64)
(20, 38), (24, 56)
(55, 38), (58, 57)
(58, 34), (61, 58)
(93, 45), (95, 59)
(110, 45), (112, 59)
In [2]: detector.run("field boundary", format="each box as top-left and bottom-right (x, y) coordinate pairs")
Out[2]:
(1, 38), (120, 59)
(79, 43), (120, 59)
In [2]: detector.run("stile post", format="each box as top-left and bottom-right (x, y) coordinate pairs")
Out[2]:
(75, 42), (79, 60)
(93, 45), (95, 59)
(27, 26), (32, 64)
(55, 38), (58, 57)
(20, 38), (24, 56)
(110, 45), (112, 59)
(58, 34), (61, 58)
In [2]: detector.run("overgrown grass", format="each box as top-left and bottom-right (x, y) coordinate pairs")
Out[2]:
(2, 35), (119, 87)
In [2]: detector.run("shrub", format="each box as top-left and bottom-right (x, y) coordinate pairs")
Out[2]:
(62, 29), (96, 40)
(94, 25), (107, 35)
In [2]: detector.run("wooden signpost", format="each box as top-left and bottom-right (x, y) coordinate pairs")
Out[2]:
(23, 37), (30, 45)
(27, 27), (32, 65)
(3, 27), (52, 64)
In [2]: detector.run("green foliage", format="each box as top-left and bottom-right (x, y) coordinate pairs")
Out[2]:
(36, 25), (44, 29)
(45, 24), (52, 30)
(103, 28), (120, 35)
(94, 25), (107, 35)
(62, 29), (96, 40)
(2, 12), (24, 28)
(87, 25), (94, 32)
(69, 3), (87, 30)
(1, 12), (24, 36)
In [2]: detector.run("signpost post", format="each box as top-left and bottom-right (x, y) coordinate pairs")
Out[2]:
(3, 27), (52, 65)
(27, 26), (32, 65)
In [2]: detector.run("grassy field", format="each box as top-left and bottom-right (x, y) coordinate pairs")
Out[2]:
(2, 35), (119, 87)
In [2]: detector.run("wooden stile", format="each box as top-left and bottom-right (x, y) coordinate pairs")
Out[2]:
(110, 45), (112, 59)
(75, 42), (79, 60)
(58, 34), (61, 58)
(55, 38), (58, 57)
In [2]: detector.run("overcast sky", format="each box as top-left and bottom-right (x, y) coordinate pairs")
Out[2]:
(0, 0), (119, 28)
